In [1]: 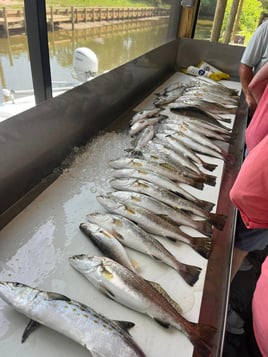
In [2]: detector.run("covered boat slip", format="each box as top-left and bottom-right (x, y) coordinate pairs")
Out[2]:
(0, 38), (247, 356)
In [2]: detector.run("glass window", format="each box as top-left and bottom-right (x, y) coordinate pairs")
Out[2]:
(47, 1), (179, 95)
(194, 0), (266, 45)
(0, 6), (34, 121)
(0, 1), (180, 120)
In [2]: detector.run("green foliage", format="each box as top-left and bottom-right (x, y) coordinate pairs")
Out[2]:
(221, 0), (263, 43)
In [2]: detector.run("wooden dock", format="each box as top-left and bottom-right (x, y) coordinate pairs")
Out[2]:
(0, 6), (169, 37)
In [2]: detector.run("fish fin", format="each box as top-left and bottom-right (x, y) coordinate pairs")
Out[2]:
(188, 180), (204, 190)
(202, 174), (216, 187)
(198, 200), (215, 212)
(201, 161), (218, 172)
(46, 292), (71, 302)
(153, 318), (170, 328)
(179, 264), (202, 287)
(189, 322), (217, 357)
(194, 220), (213, 237)
(189, 237), (212, 259)
(166, 236), (178, 243)
(99, 284), (116, 300)
(114, 320), (135, 333)
(21, 319), (40, 343)
(151, 255), (163, 262)
(208, 213), (227, 230)
(146, 280), (183, 314)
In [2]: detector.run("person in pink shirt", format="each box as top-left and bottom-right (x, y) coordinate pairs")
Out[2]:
(228, 63), (268, 348)
(229, 135), (268, 352)
(246, 61), (268, 152)
(230, 62), (268, 284)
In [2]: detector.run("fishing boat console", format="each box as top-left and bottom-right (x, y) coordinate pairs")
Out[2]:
(0, 38), (247, 357)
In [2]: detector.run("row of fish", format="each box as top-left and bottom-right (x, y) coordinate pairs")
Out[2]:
(0, 75), (239, 356)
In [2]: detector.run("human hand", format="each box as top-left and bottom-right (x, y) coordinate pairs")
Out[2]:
(245, 94), (257, 117)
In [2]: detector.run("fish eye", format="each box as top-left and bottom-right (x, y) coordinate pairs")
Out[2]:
(13, 282), (22, 287)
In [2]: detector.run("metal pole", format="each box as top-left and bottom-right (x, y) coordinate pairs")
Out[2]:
(24, 0), (52, 104)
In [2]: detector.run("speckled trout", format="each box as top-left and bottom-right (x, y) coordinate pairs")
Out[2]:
(97, 194), (212, 259)
(0, 281), (146, 357)
(69, 255), (216, 357)
(86, 212), (201, 286)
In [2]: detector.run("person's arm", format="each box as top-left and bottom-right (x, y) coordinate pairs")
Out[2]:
(248, 61), (268, 103)
(239, 63), (256, 116)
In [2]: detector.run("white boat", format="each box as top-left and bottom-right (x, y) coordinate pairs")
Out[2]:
(0, 47), (98, 122)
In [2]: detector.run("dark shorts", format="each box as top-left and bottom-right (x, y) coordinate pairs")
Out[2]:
(235, 212), (268, 252)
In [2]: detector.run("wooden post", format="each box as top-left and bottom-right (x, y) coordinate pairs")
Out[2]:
(71, 6), (74, 30)
(23, 6), (27, 34)
(50, 6), (54, 32)
(3, 7), (9, 38)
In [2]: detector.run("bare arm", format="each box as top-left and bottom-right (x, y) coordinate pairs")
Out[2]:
(248, 62), (268, 103)
(239, 63), (256, 116)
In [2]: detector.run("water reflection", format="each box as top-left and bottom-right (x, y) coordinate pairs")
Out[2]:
(0, 18), (169, 99)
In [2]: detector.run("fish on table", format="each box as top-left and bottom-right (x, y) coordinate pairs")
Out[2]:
(109, 177), (226, 231)
(0, 281), (146, 357)
(69, 255), (216, 357)
(79, 221), (137, 273)
(110, 167), (215, 212)
(86, 212), (202, 286)
(107, 190), (213, 237)
(97, 194), (212, 259)
(109, 156), (205, 190)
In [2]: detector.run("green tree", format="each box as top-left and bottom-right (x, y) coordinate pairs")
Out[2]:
(221, 0), (263, 43)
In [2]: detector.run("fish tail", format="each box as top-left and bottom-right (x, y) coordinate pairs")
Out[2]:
(198, 200), (215, 212)
(189, 179), (204, 190)
(194, 220), (213, 237)
(201, 173), (216, 187)
(208, 213), (227, 230)
(178, 264), (201, 287)
(189, 237), (212, 259)
(218, 117), (231, 123)
(201, 161), (218, 172)
(189, 322), (217, 357)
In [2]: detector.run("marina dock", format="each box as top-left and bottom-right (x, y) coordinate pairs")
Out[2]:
(0, 6), (169, 37)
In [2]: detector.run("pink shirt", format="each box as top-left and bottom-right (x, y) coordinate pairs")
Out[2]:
(246, 83), (268, 152)
(229, 134), (268, 229)
(252, 256), (268, 356)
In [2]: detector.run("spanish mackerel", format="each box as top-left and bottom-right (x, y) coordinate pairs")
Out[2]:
(69, 256), (216, 357)
(86, 212), (201, 286)
(0, 281), (145, 357)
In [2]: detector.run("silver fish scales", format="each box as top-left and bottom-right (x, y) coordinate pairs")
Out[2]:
(86, 211), (202, 286)
(0, 281), (146, 357)
(69, 256), (216, 357)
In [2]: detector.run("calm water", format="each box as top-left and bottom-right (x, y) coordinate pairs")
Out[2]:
(0, 19), (169, 101)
